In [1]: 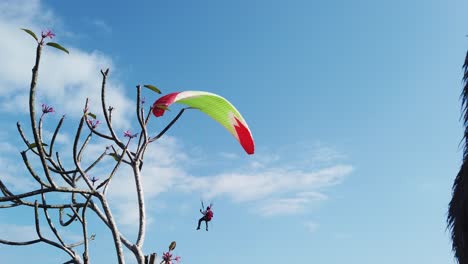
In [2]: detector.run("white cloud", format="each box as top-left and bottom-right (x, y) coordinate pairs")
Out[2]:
(99, 134), (354, 228)
(308, 144), (347, 164)
(0, 141), (21, 156)
(0, 0), (56, 28)
(178, 165), (352, 203)
(258, 192), (328, 216)
(0, 151), (38, 192)
(0, 172), (37, 193)
(112, 200), (149, 228)
(105, 136), (188, 228)
(41, 128), (70, 146)
(104, 137), (353, 227)
(0, 0), (133, 129)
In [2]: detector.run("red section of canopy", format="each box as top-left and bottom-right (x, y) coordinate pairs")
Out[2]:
(233, 116), (255, 155)
(152, 92), (180, 117)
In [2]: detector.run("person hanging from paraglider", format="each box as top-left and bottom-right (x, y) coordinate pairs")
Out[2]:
(196, 202), (213, 231)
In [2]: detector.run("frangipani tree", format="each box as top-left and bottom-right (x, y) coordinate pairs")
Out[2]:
(0, 29), (254, 264)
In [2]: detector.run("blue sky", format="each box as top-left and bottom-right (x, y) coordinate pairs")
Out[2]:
(0, 0), (466, 263)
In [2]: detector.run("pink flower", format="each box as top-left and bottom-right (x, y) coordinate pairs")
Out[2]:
(41, 29), (55, 39)
(41, 104), (54, 114)
(162, 252), (180, 264)
(162, 252), (172, 262)
(87, 119), (100, 129)
(124, 130), (138, 139)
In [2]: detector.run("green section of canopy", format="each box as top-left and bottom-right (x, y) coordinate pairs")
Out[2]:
(176, 92), (247, 137)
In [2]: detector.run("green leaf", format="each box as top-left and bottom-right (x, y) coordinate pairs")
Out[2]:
(155, 104), (170, 111)
(21, 28), (38, 41)
(87, 112), (97, 119)
(28, 142), (48, 149)
(46, 42), (69, 54)
(143, 84), (161, 94)
(108, 153), (120, 161)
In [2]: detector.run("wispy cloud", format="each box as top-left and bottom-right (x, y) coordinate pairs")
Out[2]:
(259, 192), (328, 216)
(0, 150), (37, 192)
(333, 232), (352, 240)
(105, 136), (353, 227)
(178, 165), (352, 203)
(90, 19), (111, 33)
(0, 223), (37, 241)
(97, 135), (354, 229)
(0, 222), (82, 243)
(218, 152), (240, 160)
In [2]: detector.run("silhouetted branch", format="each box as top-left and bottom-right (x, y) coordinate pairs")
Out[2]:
(149, 108), (188, 143)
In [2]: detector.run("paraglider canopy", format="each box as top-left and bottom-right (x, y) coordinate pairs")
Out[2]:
(152, 91), (255, 154)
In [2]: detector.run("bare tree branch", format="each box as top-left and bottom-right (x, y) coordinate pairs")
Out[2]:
(133, 162), (146, 247)
(72, 116), (95, 190)
(28, 44), (56, 188)
(67, 234), (95, 249)
(88, 201), (134, 250)
(98, 140), (130, 195)
(16, 122), (39, 156)
(84, 148), (108, 173)
(81, 195), (92, 264)
(20, 150), (49, 186)
(0, 186), (96, 202)
(0, 238), (41, 246)
(48, 115), (66, 157)
(99, 69), (125, 150)
(34, 201), (78, 261)
(40, 191), (69, 248)
(96, 194), (125, 264)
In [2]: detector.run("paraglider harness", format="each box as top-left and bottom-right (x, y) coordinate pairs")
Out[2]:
(197, 201), (213, 231)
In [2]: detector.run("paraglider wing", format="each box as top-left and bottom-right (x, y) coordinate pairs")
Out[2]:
(152, 91), (254, 154)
